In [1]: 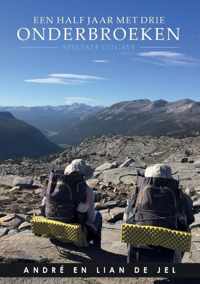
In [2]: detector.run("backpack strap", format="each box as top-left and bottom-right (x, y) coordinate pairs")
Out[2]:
(135, 176), (152, 209)
(46, 170), (58, 195)
(132, 174), (150, 218)
(76, 181), (87, 203)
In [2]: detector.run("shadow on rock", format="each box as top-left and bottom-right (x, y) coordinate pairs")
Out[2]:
(51, 240), (126, 264)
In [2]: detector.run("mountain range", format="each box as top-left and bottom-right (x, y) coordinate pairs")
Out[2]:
(70, 99), (200, 143)
(0, 104), (103, 145)
(0, 112), (60, 160)
(1, 99), (200, 146)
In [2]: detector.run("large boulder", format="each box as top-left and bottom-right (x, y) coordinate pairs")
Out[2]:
(0, 175), (16, 187)
(13, 176), (33, 188)
(95, 162), (118, 173)
(0, 175), (34, 188)
(0, 231), (63, 263)
(100, 168), (137, 185)
(0, 228), (127, 264)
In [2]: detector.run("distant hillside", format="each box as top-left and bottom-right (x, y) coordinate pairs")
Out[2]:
(2, 99), (200, 145)
(0, 104), (103, 145)
(0, 112), (60, 160)
(55, 135), (200, 168)
(56, 99), (200, 144)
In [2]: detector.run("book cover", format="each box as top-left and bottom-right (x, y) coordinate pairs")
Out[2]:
(0, 0), (199, 283)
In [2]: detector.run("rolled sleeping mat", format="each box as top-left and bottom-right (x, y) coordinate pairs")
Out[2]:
(121, 224), (191, 252)
(31, 216), (88, 247)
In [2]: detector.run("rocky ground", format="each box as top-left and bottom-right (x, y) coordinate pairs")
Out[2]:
(1, 135), (200, 283)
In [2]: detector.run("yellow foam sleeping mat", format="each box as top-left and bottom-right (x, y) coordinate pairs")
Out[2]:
(121, 224), (191, 252)
(31, 216), (87, 247)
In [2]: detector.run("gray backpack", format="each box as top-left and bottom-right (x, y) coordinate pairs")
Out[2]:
(128, 172), (181, 230)
(45, 170), (87, 223)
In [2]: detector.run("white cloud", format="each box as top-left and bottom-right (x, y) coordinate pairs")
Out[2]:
(65, 96), (97, 105)
(50, 73), (105, 80)
(137, 51), (200, 66)
(139, 51), (181, 58)
(25, 77), (70, 85)
(92, 59), (109, 63)
(25, 73), (105, 85)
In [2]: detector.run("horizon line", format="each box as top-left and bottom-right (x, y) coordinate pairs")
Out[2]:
(0, 98), (198, 108)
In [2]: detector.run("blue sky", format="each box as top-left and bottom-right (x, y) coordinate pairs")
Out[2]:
(0, 0), (200, 106)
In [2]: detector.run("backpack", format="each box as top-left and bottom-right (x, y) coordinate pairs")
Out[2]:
(45, 170), (87, 223)
(126, 171), (187, 264)
(128, 171), (181, 230)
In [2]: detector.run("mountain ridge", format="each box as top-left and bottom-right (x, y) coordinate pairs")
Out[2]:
(62, 99), (200, 144)
(1, 99), (200, 145)
(0, 103), (103, 144)
(0, 112), (60, 160)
